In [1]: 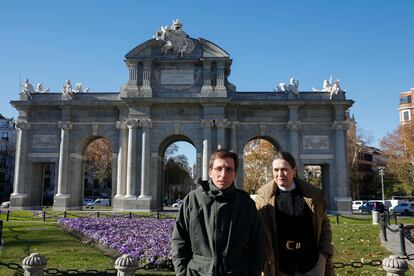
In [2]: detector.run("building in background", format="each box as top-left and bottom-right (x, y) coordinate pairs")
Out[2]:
(0, 114), (15, 202)
(399, 88), (414, 129)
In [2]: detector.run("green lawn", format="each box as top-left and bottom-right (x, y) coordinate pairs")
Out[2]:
(0, 211), (414, 275)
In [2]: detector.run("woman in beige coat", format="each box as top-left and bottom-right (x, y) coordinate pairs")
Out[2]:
(255, 151), (334, 276)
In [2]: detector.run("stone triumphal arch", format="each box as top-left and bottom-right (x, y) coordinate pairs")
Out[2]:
(10, 20), (353, 212)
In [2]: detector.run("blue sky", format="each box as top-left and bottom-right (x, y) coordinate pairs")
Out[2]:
(1, 1), (413, 165)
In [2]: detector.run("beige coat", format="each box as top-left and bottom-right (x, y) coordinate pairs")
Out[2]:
(255, 178), (335, 276)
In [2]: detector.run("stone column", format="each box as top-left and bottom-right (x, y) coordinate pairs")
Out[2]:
(141, 60), (152, 96)
(125, 119), (138, 198)
(22, 253), (46, 276)
(215, 119), (231, 149)
(115, 120), (128, 198)
(139, 118), (152, 198)
(201, 60), (213, 94)
(56, 121), (72, 197)
(382, 255), (408, 276)
(11, 119), (30, 197)
(201, 119), (214, 180)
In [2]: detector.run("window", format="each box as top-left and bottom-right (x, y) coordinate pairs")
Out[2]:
(402, 110), (411, 121)
(400, 95), (412, 104)
(2, 132), (7, 138)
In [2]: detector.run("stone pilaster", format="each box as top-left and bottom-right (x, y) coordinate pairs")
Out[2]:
(141, 60), (152, 96)
(11, 120), (30, 200)
(215, 61), (227, 95)
(215, 119), (231, 149)
(332, 120), (350, 202)
(287, 105), (301, 160)
(128, 64), (138, 86)
(201, 119), (214, 180)
(125, 119), (138, 198)
(115, 120), (128, 198)
(138, 118), (152, 199)
(201, 60), (213, 95)
(230, 121), (239, 153)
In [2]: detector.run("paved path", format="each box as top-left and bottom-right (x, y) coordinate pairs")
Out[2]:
(381, 224), (414, 267)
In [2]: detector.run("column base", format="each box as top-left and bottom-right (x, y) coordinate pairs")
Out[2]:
(9, 193), (28, 210)
(334, 196), (352, 214)
(53, 194), (71, 211)
(112, 196), (154, 211)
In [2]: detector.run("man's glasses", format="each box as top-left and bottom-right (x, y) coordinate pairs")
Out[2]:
(212, 166), (235, 174)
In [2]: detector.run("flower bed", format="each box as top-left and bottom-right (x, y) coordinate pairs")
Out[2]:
(59, 217), (174, 265)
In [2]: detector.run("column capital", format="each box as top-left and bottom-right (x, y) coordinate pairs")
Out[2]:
(287, 121), (302, 130)
(58, 121), (72, 130)
(116, 120), (128, 130)
(332, 121), (349, 130)
(126, 119), (139, 128)
(201, 119), (214, 128)
(215, 119), (232, 128)
(138, 118), (152, 128)
(15, 119), (30, 130)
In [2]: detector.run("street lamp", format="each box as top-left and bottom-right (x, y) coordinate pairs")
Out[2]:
(378, 166), (385, 202)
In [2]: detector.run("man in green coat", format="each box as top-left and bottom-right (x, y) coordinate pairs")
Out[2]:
(172, 149), (265, 276)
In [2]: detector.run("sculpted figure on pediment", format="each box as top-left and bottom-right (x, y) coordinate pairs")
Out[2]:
(19, 78), (34, 100)
(155, 19), (195, 57)
(35, 82), (50, 93)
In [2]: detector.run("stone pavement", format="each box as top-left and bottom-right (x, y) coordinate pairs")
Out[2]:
(381, 224), (414, 267)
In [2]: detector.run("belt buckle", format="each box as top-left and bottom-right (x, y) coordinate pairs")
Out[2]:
(286, 240), (301, 250)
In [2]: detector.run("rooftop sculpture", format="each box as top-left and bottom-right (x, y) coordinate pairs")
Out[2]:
(155, 19), (195, 57)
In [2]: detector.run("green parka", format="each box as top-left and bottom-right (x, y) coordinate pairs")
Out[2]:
(255, 178), (335, 276)
(172, 180), (265, 276)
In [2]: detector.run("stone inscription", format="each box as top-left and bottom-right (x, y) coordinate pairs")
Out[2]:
(161, 70), (194, 84)
(303, 135), (329, 150)
(33, 135), (57, 148)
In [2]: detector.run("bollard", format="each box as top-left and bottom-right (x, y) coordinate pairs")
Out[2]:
(336, 213), (339, 225)
(382, 255), (408, 276)
(398, 224), (407, 257)
(6, 210), (9, 221)
(372, 210), (380, 225)
(42, 211), (46, 222)
(22, 253), (47, 276)
(115, 254), (138, 276)
(0, 220), (3, 246)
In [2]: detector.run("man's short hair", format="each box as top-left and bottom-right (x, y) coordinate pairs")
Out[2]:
(272, 151), (297, 169)
(209, 149), (239, 172)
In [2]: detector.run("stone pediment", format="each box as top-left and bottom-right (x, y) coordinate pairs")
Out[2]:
(124, 37), (229, 60)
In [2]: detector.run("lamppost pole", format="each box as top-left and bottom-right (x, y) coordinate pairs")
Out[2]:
(379, 166), (385, 202)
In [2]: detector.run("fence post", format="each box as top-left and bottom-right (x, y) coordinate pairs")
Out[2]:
(382, 214), (388, 241)
(398, 224), (407, 256)
(382, 255), (408, 275)
(97, 212), (100, 218)
(394, 213), (398, 225)
(42, 211), (46, 222)
(129, 212), (132, 219)
(6, 210), (9, 221)
(0, 220), (3, 246)
(336, 213), (339, 225)
(22, 253), (47, 276)
(64, 211), (67, 218)
(115, 254), (138, 276)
